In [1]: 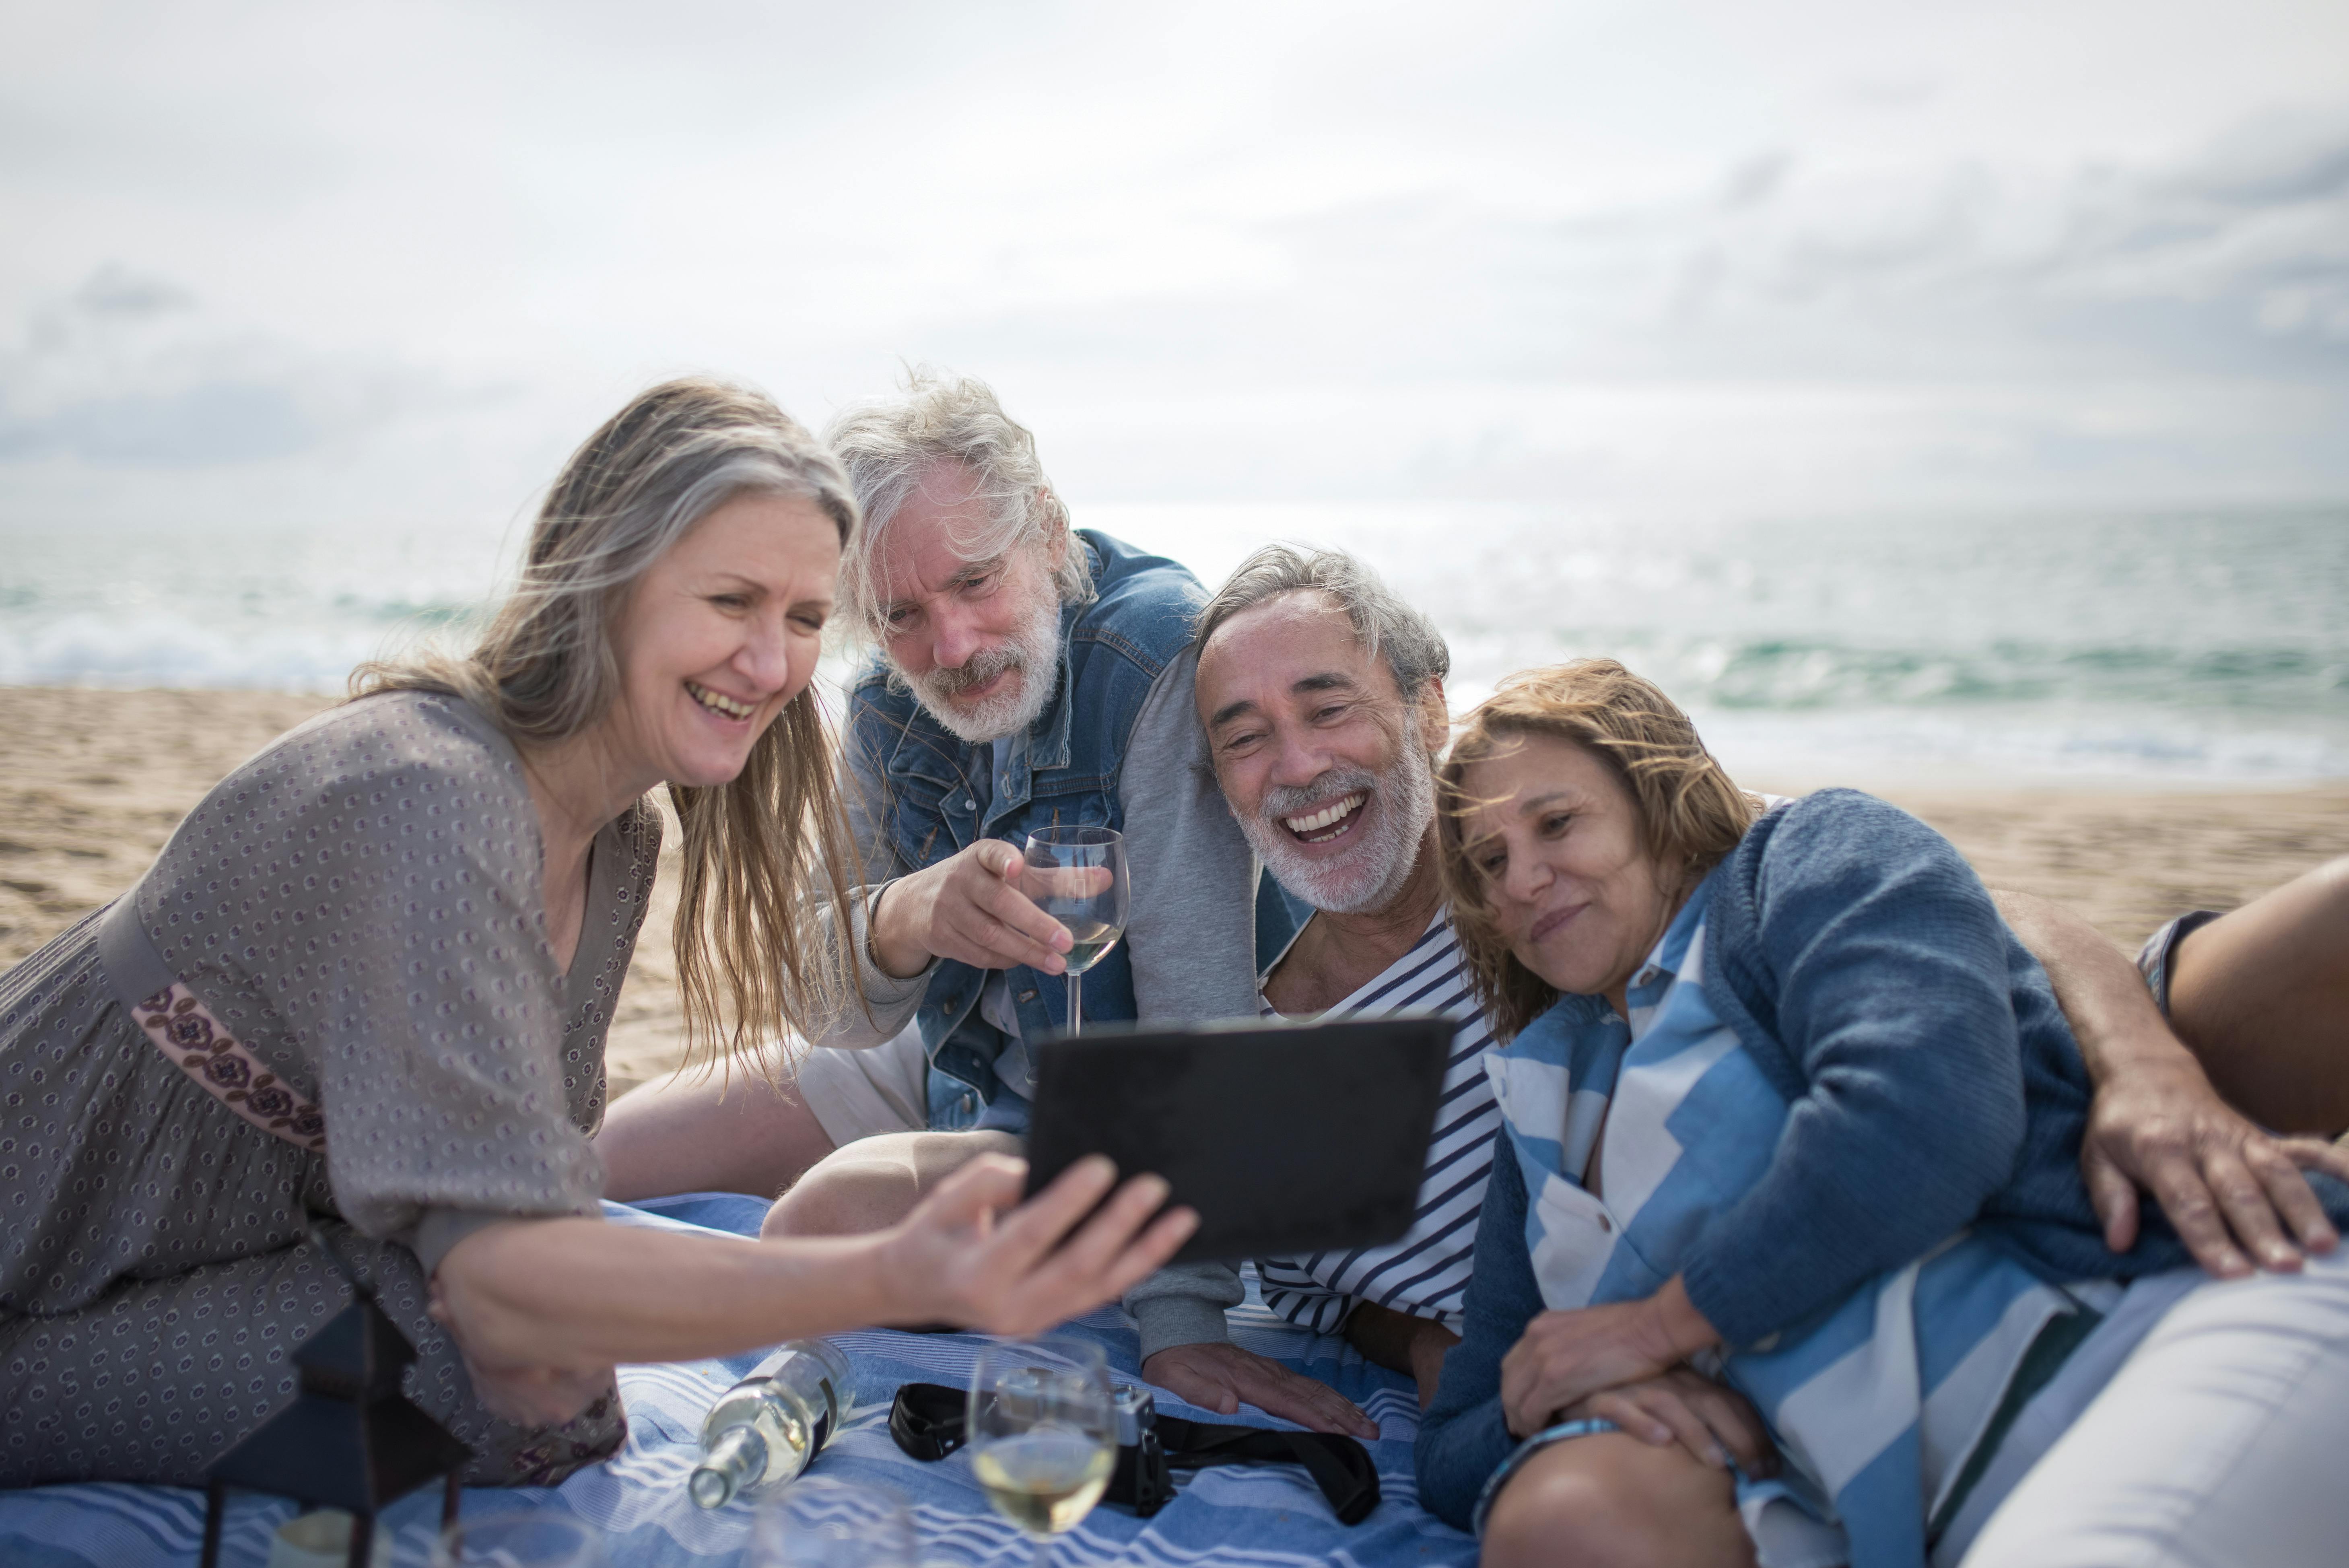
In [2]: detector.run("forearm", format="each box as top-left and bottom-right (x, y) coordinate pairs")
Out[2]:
(436, 1216), (895, 1368)
(811, 880), (933, 1044)
(595, 1062), (835, 1203)
(1346, 1300), (1458, 1379)
(1995, 888), (2200, 1083)
(1117, 650), (1262, 1023)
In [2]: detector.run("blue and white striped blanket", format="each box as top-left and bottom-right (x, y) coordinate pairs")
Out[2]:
(0, 1194), (1472, 1568)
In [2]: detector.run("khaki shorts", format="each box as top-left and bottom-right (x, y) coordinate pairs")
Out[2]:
(792, 1022), (931, 1148)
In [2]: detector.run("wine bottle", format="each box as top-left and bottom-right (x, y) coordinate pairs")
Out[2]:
(688, 1339), (854, 1509)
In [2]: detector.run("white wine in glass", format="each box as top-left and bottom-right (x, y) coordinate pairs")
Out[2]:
(966, 1338), (1116, 1565)
(1022, 827), (1129, 1038)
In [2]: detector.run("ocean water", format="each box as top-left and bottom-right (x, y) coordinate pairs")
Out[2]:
(2, 504), (2344, 785)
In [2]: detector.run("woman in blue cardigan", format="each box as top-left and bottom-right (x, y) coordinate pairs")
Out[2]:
(1415, 660), (2349, 1568)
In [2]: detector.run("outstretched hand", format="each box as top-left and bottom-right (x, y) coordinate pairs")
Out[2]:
(2083, 1054), (2349, 1276)
(1142, 1341), (1381, 1439)
(875, 1152), (1196, 1337)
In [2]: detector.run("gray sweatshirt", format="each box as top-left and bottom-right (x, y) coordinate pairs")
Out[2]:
(816, 648), (1255, 1358)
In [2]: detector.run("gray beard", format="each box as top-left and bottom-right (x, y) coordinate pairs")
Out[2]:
(903, 589), (1063, 745)
(1240, 724), (1436, 916)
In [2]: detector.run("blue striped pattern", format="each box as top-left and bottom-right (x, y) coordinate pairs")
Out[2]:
(0, 1195), (1474, 1568)
(1492, 888), (2080, 1568)
(1256, 915), (1501, 1333)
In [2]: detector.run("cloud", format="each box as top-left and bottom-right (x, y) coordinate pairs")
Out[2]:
(0, 265), (461, 468)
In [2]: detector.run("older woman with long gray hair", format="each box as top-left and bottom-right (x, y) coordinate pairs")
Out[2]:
(0, 377), (1193, 1489)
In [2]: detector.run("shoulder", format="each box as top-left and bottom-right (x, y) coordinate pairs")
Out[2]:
(1731, 787), (1970, 896)
(1072, 530), (1206, 675)
(178, 691), (532, 857)
(1709, 787), (1998, 989)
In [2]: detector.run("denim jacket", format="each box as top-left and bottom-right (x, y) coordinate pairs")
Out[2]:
(842, 530), (1205, 1129)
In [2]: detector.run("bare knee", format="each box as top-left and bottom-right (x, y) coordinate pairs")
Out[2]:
(758, 1130), (1022, 1240)
(1480, 1434), (1749, 1568)
(761, 1154), (918, 1238)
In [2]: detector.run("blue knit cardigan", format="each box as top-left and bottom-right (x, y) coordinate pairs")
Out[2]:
(1415, 788), (2349, 1529)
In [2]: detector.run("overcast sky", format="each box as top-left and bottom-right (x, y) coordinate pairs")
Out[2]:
(3, 0), (2345, 536)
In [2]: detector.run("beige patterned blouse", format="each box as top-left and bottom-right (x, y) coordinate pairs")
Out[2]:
(0, 690), (660, 1319)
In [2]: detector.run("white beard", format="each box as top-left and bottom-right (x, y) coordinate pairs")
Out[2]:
(1240, 714), (1436, 916)
(902, 583), (1064, 745)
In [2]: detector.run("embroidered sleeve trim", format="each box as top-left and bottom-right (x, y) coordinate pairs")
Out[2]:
(132, 983), (328, 1153)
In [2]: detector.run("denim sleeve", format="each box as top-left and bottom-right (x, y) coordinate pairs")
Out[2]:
(1416, 1140), (1543, 1531)
(1682, 791), (2031, 1348)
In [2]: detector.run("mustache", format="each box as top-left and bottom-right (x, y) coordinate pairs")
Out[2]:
(921, 641), (1026, 699)
(1259, 768), (1377, 823)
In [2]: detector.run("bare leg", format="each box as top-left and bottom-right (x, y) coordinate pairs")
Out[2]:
(760, 1129), (1026, 1238)
(2168, 857), (2349, 1135)
(597, 1055), (837, 1202)
(1481, 1431), (1753, 1568)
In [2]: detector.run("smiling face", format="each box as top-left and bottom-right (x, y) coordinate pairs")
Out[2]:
(1196, 590), (1441, 915)
(870, 460), (1065, 744)
(1453, 730), (1683, 1012)
(604, 490), (841, 790)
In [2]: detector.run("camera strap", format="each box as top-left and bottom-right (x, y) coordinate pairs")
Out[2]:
(886, 1381), (1380, 1525)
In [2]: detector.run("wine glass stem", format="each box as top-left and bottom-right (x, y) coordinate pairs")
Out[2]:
(1067, 969), (1082, 1037)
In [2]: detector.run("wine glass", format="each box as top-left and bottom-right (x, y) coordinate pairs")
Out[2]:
(965, 1337), (1117, 1566)
(1022, 826), (1129, 1038)
(431, 1512), (604, 1568)
(747, 1477), (915, 1568)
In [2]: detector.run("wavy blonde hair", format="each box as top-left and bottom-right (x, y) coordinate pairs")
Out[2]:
(356, 377), (863, 1073)
(1439, 659), (1760, 1040)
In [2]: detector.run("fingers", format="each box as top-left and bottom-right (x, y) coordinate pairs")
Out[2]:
(1004, 1170), (1181, 1313)
(1144, 1346), (1375, 1438)
(2245, 1139), (2336, 1259)
(981, 1155), (1121, 1274)
(960, 845), (1074, 973)
(2081, 1144), (2142, 1254)
(2137, 1148), (2254, 1278)
(2279, 1138), (2349, 1254)
(910, 1151), (1030, 1233)
(1582, 1387), (1688, 1455)
(2201, 1144), (2305, 1272)
(1227, 1359), (1378, 1439)
(1146, 1358), (1244, 1416)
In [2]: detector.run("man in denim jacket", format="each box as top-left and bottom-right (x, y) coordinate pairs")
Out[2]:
(748, 372), (1289, 1347)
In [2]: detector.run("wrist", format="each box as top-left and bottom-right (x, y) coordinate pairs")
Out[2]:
(1647, 1275), (1720, 1364)
(866, 879), (932, 980)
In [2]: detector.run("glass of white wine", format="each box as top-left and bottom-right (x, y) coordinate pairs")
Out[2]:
(1022, 826), (1129, 1038)
(964, 1337), (1117, 1565)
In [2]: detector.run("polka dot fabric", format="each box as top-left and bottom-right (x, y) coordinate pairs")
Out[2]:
(0, 692), (654, 1486)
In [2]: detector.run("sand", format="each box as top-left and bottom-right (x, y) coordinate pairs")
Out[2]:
(5, 686), (2345, 1098)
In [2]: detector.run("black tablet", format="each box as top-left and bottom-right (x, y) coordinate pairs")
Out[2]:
(1022, 1016), (1453, 1264)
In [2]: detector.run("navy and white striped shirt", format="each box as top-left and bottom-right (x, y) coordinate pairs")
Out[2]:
(1255, 912), (1501, 1333)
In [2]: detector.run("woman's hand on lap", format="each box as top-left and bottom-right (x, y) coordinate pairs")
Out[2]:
(874, 1152), (1195, 1336)
(1500, 1277), (1720, 1439)
(1569, 1368), (1777, 1476)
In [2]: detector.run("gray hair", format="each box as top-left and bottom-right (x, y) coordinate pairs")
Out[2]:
(824, 369), (1092, 639)
(1195, 542), (1451, 700)
(355, 377), (866, 1075)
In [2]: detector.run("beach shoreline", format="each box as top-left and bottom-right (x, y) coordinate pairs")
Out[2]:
(5, 686), (2344, 1098)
